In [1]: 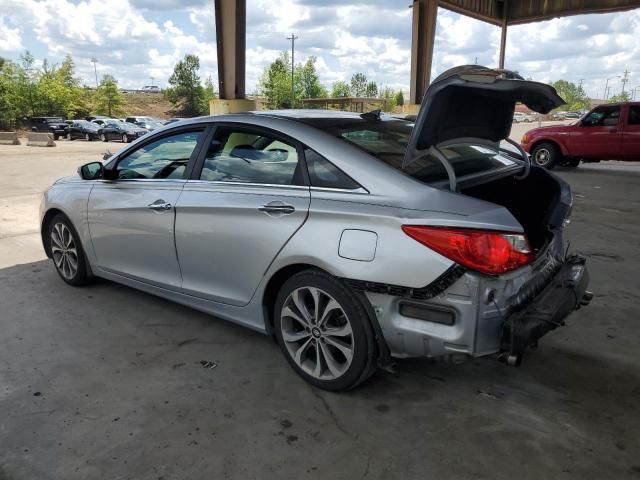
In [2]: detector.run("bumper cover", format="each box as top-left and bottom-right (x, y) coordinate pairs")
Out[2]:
(502, 254), (590, 356)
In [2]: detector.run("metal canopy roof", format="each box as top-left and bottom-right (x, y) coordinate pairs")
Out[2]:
(440, 0), (640, 26)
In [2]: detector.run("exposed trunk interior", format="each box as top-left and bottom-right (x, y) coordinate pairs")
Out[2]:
(460, 168), (566, 251)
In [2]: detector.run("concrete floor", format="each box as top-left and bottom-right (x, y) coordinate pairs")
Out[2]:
(1, 133), (640, 479)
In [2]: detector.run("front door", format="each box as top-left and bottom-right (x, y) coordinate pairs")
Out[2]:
(571, 105), (623, 159)
(88, 129), (206, 289)
(175, 125), (310, 306)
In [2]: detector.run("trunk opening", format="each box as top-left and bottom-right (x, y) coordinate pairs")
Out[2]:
(460, 167), (566, 251)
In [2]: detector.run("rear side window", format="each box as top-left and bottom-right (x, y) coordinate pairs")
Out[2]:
(305, 149), (360, 190)
(629, 106), (640, 125)
(199, 127), (303, 185)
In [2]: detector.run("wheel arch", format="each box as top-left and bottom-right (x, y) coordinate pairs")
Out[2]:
(41, 207), (66, 258)
(261, 262), (392, 368)
(531, 138), (568, 156)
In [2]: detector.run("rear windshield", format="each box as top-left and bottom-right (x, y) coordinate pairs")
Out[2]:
(305, 118), (519, 184)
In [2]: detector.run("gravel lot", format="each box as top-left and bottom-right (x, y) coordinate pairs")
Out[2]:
(1, 126), (639, 479)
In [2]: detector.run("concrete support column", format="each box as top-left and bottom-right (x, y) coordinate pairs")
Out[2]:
(214, 0), (246, 100)
(409, 0), (438, 105)
(498, 0), (508, 69)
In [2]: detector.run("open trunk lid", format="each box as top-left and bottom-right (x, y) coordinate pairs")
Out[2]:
(403, 65), (565, 171)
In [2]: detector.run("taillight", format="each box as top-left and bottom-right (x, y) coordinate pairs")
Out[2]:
(402, 225), (534, 275)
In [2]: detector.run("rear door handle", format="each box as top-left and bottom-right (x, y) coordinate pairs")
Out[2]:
(148, 201), (172, 211)
(258, 202), (295, 215)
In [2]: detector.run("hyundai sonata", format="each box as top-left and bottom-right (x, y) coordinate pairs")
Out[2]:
(40, 66), (591, 391)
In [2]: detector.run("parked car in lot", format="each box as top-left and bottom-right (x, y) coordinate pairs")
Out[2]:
(28, 117), (68, 140)
(521, 102), (640, 168)
(91, 118), (116, 127)
(40, 65), (591, 391)
(125, 116), (155, 126)
(97, 121), (148, 142)
(164, 117), (186, 125)
(513, 112), (536, 123)
(66, 120), (101, 141)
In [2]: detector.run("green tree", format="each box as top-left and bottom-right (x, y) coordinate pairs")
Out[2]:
(94, 75), (125, 117)
(296, 56), (327, 100)
(550, 80), (590, 111)
(203, 75), (217, 110)
(331, 81), (350, 98)
(166, 54), (207, 116)
(365, 81), (378, 98)
(394, 90), (404, 107)
(350, 73), (367, 97)
(259, 52), (292, 109)
(379, 86), (397, 112)
(608, 91), (631, 103)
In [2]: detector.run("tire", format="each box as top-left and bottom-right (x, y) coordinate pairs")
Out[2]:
(67, 133), (72, 141)
(122, 134), (128, 143)
(53, 134), (59, 141)
(274, 269), (377, 391)
(47, 214), (91, 287)
(531, 142), (560, 170)
(100, 133), (107, 142)
(563, 158), (580, 168)
(85, 133), (91, 141)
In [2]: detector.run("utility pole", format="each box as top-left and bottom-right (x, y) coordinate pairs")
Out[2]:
(150, 76), (155, 86)
(91, 58), (98, 88)
(621, 69), (630, 94)
(286, 33), (298, 109)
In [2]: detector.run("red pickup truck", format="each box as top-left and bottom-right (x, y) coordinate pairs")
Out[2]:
(520, 102), (640, 168)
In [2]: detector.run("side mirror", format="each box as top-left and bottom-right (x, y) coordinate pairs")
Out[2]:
(78, 161), (104, 180)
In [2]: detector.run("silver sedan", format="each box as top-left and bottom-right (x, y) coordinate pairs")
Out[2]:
(40, 66), (591, 391)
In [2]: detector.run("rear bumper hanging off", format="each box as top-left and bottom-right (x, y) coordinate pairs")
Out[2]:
(501, 254), (591, 362)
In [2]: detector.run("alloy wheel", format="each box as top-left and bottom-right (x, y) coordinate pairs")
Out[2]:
(50, 222), (78, 280)
(280, 287), (354, 380)
(534, 148), (551, 166)
(100, 133), (106, 142)
(122, 134), (128, 143)
(85, 133), (90, 141)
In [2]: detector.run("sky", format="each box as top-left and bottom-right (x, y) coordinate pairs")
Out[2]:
(1, 0), (639, 100)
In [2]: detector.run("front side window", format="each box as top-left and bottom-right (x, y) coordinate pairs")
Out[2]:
(115, 131), (202, 180)
(582, 106), (621, 127)
(199, 127), (302, 185)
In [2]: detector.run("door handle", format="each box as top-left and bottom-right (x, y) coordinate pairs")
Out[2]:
(148, 201), (172, 211)
(258, 203), (295, 215)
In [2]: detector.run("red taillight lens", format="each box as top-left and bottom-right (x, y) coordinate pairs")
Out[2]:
(402, 225), (534, 275)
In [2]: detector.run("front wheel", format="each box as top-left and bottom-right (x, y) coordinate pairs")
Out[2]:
(67, 133), (72, 141)
(85, 133), (91, 141)
(100, 133), (107, 142)
(531, 142), (560, 170)
(47, 214), (91, 286)
(122, 134), (129, 143)
(274, 270), (377, 391)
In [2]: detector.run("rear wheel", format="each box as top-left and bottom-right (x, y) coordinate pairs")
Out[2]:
(531, 142), (560, 170)
(47, 214), (91, 286)
(122, 134), (128, 143)
(274, 269), (377, 391)
(85, 133), (91, 141)
(67, 133), (72, 141)
(100, 133), (107, 142)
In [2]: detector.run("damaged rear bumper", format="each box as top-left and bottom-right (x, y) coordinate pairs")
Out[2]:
(501, 254), (591, 361)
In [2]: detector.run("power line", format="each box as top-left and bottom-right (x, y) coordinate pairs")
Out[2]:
(621, 69), (630, 94)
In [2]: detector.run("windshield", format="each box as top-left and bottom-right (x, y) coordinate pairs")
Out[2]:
(306, 117), (520, 185)
(46, 118), (64, 123)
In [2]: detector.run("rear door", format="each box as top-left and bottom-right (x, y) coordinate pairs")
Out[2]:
(175, 124), (310, 306)
(571, 105), (623, 159)
(622, 104), (640, 160)
(88, 127), (207, 289)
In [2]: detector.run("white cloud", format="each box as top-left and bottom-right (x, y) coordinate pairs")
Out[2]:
(0, 15), (22, 53)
